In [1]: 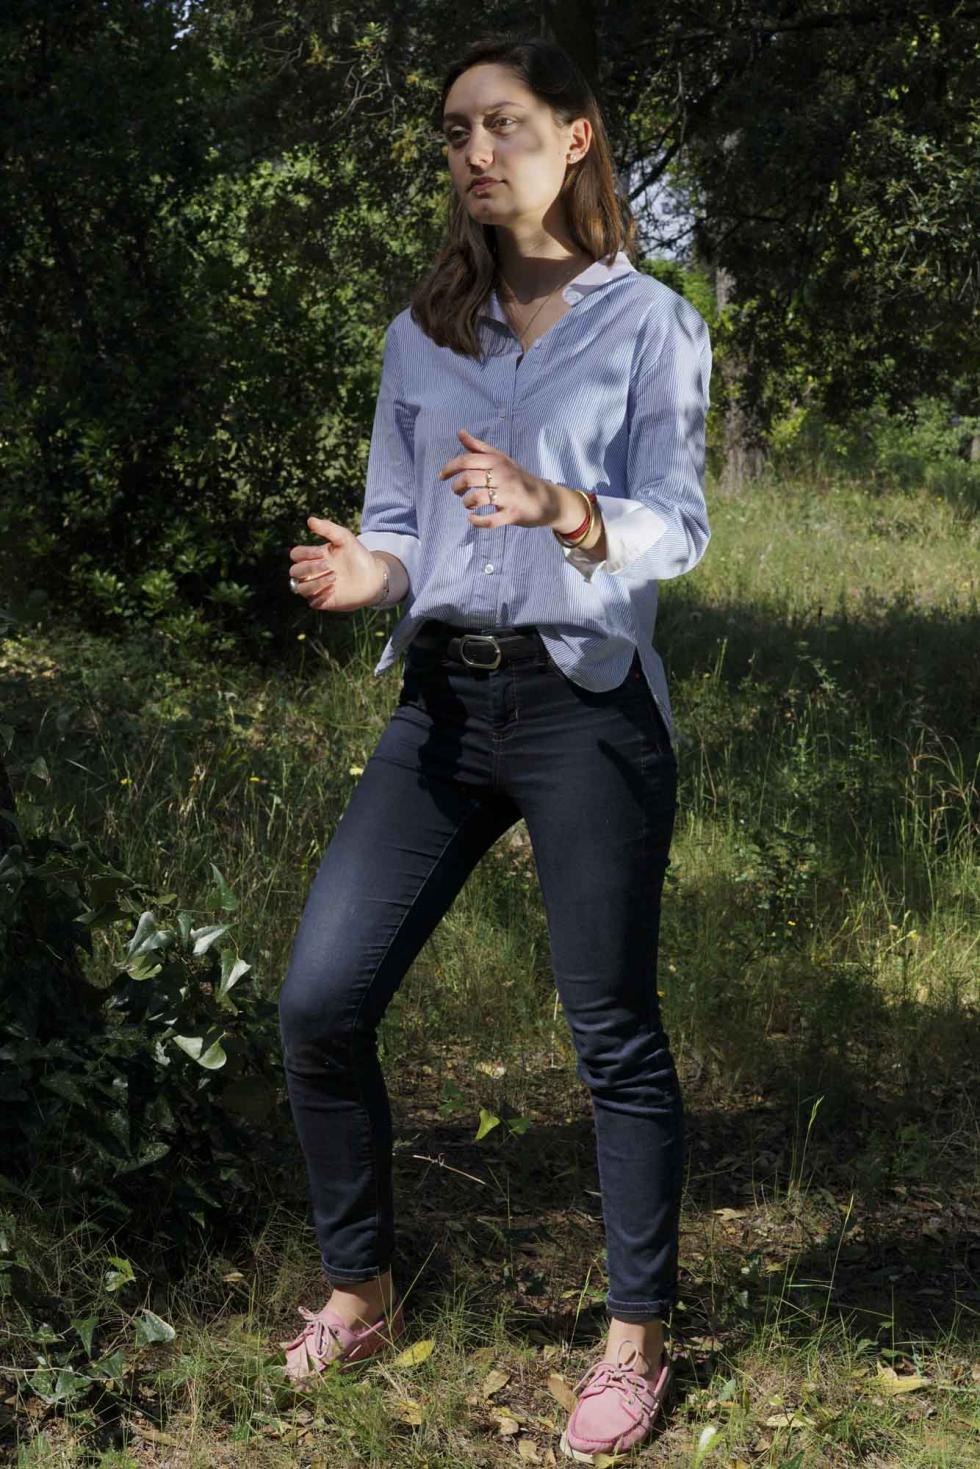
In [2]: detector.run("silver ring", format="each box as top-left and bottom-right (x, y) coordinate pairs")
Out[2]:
(289, 577), (300, 594)
(488, 488), (497, 503)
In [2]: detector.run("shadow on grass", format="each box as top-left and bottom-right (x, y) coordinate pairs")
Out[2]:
(658, 590), (980, 756)
(363, 1070), (979, 1360)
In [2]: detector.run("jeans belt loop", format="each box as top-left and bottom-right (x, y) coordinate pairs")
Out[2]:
(459, 633), (503, 671)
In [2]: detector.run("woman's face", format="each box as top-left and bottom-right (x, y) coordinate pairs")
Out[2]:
(441, 62), (590, 226)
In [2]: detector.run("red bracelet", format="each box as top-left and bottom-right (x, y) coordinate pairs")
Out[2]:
(554, 490), (598, 546)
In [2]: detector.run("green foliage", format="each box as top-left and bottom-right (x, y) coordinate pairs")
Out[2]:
(679, 5), (979, 431)
(1, 1209), (177, 1410)
(0, 2), (436, 653)
(769, 395), (980, 515)
(0, 786), (284, 1409)
(0, 784), (282, 1252)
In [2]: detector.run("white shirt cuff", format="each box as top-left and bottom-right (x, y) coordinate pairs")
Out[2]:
(560, 496), (670, 582)
(356, 531), (419, 594)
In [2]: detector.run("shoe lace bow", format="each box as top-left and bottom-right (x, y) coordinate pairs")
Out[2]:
(292, 1305), (343, 1362)
(573, 1358), (659, 1426)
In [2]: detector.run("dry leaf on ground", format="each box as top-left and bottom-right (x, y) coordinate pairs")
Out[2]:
(482, 1367), (512, 1397)
(392, 1337), (435, 1368)
(873, 1364), (930, 1395)
(391, 1396), (424, 1425)
(547, 1373), (578, 1412)
(764, 1411), (814, 1429)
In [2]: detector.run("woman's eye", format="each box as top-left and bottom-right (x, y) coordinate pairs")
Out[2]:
(445, 118), (515, 145)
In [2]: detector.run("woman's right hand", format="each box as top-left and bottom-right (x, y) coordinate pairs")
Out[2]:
(289, 516), (386, 612)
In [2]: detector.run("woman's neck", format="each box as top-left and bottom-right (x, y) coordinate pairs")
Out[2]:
(493, 235), (594, 303)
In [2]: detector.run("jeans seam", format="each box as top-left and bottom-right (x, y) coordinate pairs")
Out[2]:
(607, 1292), (675, 1306)
(607, 1300), (675, 1321)
(322, 1258), (393, 1283)
(344, 791), (486, 1276)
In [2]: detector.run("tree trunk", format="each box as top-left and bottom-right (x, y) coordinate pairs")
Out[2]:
(714, 265), (766, 493)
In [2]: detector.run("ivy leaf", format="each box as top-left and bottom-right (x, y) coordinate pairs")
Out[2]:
(104, 1256), (136, 1292)
(475, 1108), (500, 1141)
(189, 923), (229, 955)
(125, 911), (167, 958)
(71, 1315), (98, 1356)
(172, 1035), (227, 1069)
(209, 862), (238, 912)
(135, 1309), (176, 1346)
(218, 949), (250, 997)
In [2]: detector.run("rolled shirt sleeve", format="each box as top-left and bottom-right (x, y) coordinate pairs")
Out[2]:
(561, 305), (711, 583)
(356, 321), (421, 594)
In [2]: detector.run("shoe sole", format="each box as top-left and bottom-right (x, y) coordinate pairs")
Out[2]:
(559, 1426), (634, 1463)
(558, 1419), (657, 1464)
(557, 1361), (674, 1461)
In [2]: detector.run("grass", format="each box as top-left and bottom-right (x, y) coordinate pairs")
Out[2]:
(1, 460), (978, 1466)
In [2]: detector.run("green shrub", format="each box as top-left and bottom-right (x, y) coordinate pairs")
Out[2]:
(0, 790), (282, 1254)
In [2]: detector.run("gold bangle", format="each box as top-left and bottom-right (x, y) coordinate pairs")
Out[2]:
(577, 500), (603, 550)
(555, 489), (596, 547)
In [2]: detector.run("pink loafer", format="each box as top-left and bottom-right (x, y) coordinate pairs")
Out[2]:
(559, 1344), (673, 1462)
(279, 1295), (406, 1385)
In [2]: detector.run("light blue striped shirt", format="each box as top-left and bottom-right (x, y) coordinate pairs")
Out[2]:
(356, 249), (711, 737)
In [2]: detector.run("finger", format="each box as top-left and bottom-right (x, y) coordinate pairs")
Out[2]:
(290, 544), (330, 563)
(290, 554), (333, 578)
(296, 567), (334, 587)
(451, 471), (501, 498)
(307, 515), (349, 541)
(438, 454), (496, 481)
(295, 568), (335, 595)
(311, 579), (339, 607)
(467, 509), (505, 527)
(458, 428), (495, 451)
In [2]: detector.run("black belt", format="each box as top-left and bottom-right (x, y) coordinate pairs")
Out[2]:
(409, 619), (547, 671)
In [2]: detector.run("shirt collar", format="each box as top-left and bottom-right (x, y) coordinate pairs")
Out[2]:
(479, 248), (637, 325)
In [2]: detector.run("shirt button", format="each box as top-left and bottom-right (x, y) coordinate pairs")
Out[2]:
(484, 562), (495, 574)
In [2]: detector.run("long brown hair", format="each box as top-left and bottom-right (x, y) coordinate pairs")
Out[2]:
(410, 33), (638, 359)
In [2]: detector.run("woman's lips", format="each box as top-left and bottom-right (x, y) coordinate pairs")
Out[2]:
(471, 180), (499, 192)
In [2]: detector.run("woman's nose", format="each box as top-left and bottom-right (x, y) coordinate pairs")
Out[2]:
(465, 135), (493, 170)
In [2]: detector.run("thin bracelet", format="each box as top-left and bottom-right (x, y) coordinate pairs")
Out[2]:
(369, 558), (390, 607)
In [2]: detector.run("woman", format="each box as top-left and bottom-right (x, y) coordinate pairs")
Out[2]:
(278, 33), (711, 1463)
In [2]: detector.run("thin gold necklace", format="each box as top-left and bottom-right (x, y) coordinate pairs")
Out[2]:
(496, 260), (585, 351)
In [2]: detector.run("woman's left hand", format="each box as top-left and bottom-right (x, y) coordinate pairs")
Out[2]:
(439, 428), (566, 530)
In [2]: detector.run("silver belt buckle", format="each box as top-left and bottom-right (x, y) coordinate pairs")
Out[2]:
(459, 633), (502, 670)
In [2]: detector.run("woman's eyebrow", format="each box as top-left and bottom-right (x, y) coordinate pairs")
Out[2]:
(441, 100), (524, 124)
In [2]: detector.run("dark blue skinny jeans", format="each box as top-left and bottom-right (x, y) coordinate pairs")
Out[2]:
(278, 623), (684, 1324)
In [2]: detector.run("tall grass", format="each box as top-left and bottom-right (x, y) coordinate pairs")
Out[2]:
(2, 461), (977, 1466)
